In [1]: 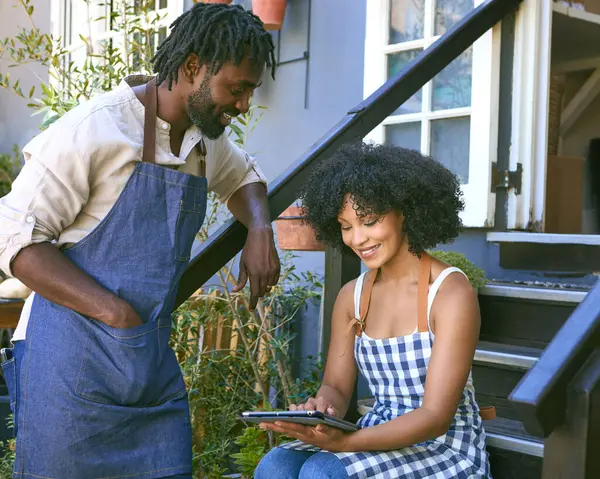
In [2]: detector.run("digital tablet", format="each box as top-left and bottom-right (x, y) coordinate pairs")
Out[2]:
(240, 410), (359, 432)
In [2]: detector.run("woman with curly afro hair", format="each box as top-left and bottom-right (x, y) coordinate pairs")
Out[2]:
(256, 142), (491, 479)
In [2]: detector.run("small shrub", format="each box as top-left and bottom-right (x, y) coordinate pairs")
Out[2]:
(427, 249), (487, 289)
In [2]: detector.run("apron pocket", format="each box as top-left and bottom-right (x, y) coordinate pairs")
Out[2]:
(1, 356), (18, 435)
(174, 199), (206, 262)
(76, 320), (186, 407)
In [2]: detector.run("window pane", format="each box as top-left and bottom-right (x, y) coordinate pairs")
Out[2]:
(432, 47), (472, 111)
(385, 122), (422, 152)
(435, 0), (474, 36)
(431, 117), (470, 184)
(388, 50), (422, 115)
(158, 27), (167, 46)
(389, 0), (425, 44)
(159, 0), (168, 9)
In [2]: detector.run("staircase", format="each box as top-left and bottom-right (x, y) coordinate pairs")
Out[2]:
(476, 283), (588, 478)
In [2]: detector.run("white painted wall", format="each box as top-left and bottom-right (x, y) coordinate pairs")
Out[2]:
(561, 73), (600, 234)
(0, 0), (51, 155)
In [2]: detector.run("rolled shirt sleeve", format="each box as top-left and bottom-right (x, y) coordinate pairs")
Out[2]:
(206, 135), (267, 204)
(0, 128), (91, 277)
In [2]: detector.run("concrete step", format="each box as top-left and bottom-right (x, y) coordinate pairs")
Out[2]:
(486, 232), (600, 273)
(478, 283), (585, 349)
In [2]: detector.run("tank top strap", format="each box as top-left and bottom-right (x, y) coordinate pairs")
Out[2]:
(426, 267), (468, 332)
(353, 272), (368, 321)
(348, 270), (378, 337)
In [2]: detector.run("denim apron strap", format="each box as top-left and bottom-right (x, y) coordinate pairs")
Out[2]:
(143, 79), (158, 164)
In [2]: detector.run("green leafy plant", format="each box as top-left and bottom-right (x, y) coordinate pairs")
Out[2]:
(172, 252), (322, 478)
(427, 249), (487, 289)
(0, 0), (166, 127)
(230, 426), (268, 478)
(0, 415), (16, 478)
(0, 145), (22, 198)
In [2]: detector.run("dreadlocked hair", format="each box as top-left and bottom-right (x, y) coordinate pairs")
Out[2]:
(152, 3), (276, 89)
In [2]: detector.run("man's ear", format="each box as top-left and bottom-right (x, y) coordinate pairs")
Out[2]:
(181, 54), (204, 84)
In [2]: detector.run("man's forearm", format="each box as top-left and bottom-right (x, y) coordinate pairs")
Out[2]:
(227, 182), (271, 229)
(11, 243), (134, 325)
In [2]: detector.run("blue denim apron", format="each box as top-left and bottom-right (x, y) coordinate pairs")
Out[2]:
(4, 80), (206, 478)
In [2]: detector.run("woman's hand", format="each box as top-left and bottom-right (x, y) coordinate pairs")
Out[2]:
(261, 422), (353, 453)
(290, 396), (339, 417)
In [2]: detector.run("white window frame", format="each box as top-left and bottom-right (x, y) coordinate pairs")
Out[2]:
(507, 0), (552, 231)
(363, 0), (501, 228)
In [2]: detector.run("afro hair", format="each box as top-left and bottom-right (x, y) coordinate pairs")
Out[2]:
(299, 142), (465, 256)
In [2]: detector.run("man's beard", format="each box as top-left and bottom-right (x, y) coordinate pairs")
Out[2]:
(187, 76), (225, 140)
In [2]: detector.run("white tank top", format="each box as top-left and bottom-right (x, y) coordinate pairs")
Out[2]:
(353, 267), (468, 335)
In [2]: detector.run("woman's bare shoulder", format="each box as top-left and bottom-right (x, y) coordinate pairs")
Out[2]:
(429, 257), (475, 304)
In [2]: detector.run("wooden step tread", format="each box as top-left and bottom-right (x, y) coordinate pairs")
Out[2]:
(485, 417), (544, 458)
(485, 417), (541, 442)
(474, 341), (542, 371)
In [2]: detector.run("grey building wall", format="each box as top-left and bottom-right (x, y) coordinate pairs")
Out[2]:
(0, 0), (50, 155)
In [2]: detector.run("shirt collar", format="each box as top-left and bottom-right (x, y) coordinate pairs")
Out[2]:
(119, 74), (203, 140)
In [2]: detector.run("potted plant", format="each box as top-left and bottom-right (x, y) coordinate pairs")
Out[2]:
(252, 0), (287, 30)
(274, 206), (326, 252)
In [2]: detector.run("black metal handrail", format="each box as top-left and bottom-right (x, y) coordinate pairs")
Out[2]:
(174, 0), (524, 306)
(509, 281), (600, 436)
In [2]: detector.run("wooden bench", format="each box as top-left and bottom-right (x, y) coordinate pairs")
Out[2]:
(0, 299), (22, 329)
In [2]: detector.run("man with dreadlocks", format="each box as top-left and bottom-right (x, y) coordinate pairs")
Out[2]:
(0, 3), (278, 478)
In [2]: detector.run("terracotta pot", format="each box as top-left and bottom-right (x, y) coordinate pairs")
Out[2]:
(274, 206), (326, 252)
(252, 0), (287, 30)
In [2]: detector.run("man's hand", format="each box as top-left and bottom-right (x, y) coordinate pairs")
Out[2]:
(99, 298), (143, 329)
(232, 224), (280, 310)
(11, 243), (145, 330)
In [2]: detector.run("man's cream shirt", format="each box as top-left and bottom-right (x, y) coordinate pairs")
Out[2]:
(0, 75), (267, 340)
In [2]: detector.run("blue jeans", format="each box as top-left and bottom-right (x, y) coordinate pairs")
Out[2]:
(255, 447), (349, 479)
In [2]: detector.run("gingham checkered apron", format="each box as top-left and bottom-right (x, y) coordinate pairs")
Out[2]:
(281, 267), (491, 478)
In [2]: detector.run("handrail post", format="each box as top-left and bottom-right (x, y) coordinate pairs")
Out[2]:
(542, 348), (600, 479)
(321, 247), (361, 422)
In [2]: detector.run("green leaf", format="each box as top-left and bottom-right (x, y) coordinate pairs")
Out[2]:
(28, 86), (35, 98)
(228, 123), (244, 139)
